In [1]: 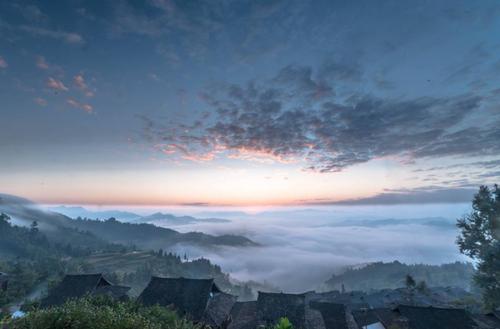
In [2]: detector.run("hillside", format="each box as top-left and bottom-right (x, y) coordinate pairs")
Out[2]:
(0, 211), (257, 306)
(67, 217), (257, 250)
(324, 261), (475, 292)
(0, 193), (258, 250)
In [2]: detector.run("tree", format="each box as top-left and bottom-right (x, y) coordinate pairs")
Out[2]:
(0, 213), (10, 229)
(30, 221), (39, 234)
(457, 184), (500, 310)
(405, 274), (416, 290)
(416, 280), (428, 293)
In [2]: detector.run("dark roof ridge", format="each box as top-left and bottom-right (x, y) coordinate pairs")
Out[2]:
(395, 304), (467, 310)
(258, 291), (308, 296)
(150, 276), (215, 282)
(65, 273), (104, 277)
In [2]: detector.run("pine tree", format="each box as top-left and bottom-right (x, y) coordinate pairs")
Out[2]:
(457, 185), (500, 310)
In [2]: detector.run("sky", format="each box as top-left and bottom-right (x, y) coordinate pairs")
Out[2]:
(1, 0), (500, 206)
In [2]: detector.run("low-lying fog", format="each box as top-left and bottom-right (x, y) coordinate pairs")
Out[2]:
(103, 203), (472, 292)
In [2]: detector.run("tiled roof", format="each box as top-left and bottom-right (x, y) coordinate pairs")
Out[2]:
(257, 292), (307, 329)
(394, 305), (476, 329)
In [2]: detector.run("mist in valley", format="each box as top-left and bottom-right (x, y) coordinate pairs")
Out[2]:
(69, 203), (473, 292)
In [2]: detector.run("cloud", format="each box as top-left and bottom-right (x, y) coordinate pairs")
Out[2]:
(414, 159), (500, 172)
(73, 74), (94, 97)
(67, 98), (93, 113)
(46, 77), (68, 91)
(161, 203), (471, 291)
(320, 187), (477, 205)
(19, 25), (84, 44)
(141, 63), (497, 173)
(148, 73), (160, 81)
(0, 56), (7, 69)
(34, 97), (47, 107)
(36, 56), (49, 69)
(11, 3), (48, 22)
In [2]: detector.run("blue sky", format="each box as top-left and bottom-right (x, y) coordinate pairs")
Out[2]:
(1, 0), (500, 205)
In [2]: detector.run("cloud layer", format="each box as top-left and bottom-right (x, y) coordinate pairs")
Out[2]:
(142, 63), (499, 173)
(161, 204), (471, 291)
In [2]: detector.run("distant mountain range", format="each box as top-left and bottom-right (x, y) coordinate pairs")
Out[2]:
(48, 206), (231, 226)
(0, 193), (258, 250)
(48, 206), (141, 221)
(137, 212), (230, 225)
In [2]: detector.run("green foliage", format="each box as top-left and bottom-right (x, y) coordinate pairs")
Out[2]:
(274, 317), (293, 329)
(0, 213), (127, 308)
(7, 296), (201, 329)
(325, 261), (475, 291)
(457, 184), (500, 310)
(0, 212), (244, 306)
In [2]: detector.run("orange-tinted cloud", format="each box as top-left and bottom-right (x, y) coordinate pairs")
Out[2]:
(34, 97), (47, 106)
(46, 77), (68, 91)
(36, 56), (49, 69)
(67, 98), (93, 113)
(0, 56), (7, 69)
(73, 74), (94, 97)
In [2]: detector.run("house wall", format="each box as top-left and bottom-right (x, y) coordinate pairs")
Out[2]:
(363, 322), (385, 329)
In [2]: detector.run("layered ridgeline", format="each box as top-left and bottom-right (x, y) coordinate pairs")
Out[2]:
(48, 206), (231, 226)
(0, 194), (258, 250)
(0, 194), (261, 306)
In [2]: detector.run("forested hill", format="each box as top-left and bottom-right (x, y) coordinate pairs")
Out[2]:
(325, 261), (475, 292)
(0, 193), (258, 250)
(67, 217), (258, 250)
(0, 211), (256, 307)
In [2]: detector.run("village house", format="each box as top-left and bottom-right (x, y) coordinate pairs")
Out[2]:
(352, 308), (398, 329)
(41, 273), (130, 307)
(229, 289), (495, 329)
(471, 311), (500, 329)
(351, 304), (482, 329)
(228, 301), (258, 329)
(256, 292), (308, 329)
(138, 277), (236, 329)
(229, 291), (356, 329)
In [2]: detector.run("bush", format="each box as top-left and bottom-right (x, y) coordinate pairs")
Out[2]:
(274, 317), (293, 329)
(6, 296), (201, 329)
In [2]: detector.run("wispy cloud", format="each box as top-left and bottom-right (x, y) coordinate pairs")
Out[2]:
(0, 56), (7, 69)
(306, 187), (478, 205)
(67, 98), (93, 113)
(36, 56), (49, 69)
(19, 25), (84, 44)
(13, 3), (48, 22)
(46, 77), (68, 91)
(34, 97), (47, 107)
(73, 74), (94, 97)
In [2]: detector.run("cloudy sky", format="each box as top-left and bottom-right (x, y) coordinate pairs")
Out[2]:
(1, 0), (500, 206)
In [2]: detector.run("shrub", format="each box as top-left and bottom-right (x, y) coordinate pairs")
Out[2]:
(274, 317), (293, 329)
(7, 296), (201, 329)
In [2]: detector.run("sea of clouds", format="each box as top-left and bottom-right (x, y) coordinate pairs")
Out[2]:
(148, 204), (473, 292)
